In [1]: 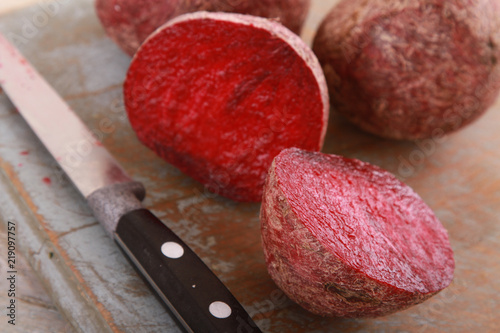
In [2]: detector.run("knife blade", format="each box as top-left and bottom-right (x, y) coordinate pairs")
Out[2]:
(0, 33), (261, 333)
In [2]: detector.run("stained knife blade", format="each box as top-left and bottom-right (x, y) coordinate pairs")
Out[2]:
(0, 33), (261, 333)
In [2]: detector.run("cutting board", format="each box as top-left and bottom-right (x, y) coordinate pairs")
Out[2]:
(0, 0), (499, 332)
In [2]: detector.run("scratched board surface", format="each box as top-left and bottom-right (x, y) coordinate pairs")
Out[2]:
(0, 0), (499, 332)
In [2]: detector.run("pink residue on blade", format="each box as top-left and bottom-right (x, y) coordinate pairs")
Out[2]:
(42, 177), (52, 185)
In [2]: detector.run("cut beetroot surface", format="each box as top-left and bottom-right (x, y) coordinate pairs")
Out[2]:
(124, 12), (329, 202)
(260, 148), (454, 317)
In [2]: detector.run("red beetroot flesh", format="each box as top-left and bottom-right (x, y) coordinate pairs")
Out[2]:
(312, 0), (500, 140)
(95, 0), (311, 56)
(124, 12), (329, 202)
(260, 148), (454, 317)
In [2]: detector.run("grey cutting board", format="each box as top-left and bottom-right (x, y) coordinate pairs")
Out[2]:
(0, 1), (181, 332)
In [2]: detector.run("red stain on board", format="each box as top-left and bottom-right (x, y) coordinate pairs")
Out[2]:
(20, 150), (29, 155)
(42, 177), (52, 185)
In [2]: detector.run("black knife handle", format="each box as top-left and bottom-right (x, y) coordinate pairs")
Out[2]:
(114, 208), (261, 333)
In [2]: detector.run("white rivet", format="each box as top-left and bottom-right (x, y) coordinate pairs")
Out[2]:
(192, 285), (196, 288)
(161, 242), (184, 259)
(209, 301), (232, 319)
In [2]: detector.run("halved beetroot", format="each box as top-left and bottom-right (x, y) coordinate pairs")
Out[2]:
(124, 12), (329, 202)
(260, 148), (454, 317)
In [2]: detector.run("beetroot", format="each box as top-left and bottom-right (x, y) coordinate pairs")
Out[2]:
(95, 0), (180, 56)
(95, 0), (311, 56)
(260, 148), (455, 317)
(312, 0), (500, 140)
(124, 12), (329, 202)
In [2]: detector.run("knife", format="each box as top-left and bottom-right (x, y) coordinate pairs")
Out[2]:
(0, 33), (261, 333)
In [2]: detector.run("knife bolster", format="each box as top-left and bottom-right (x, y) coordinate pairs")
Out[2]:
(87, 181), (146, 237)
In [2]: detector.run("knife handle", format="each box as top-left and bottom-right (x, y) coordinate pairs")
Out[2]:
(114, 208), (261, 333)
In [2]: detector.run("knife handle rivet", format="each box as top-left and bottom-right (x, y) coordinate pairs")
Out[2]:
(209, 301), (232, 319)
(161, 242), (184, 259)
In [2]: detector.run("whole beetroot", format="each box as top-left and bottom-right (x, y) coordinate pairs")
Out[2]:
(95, 0), (311, 56)
(260, 148), (454, 317)
(95, 0), (180, 56)
(313, 0), (500, 140)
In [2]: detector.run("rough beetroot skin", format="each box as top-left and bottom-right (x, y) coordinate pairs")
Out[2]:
(260, 148), (455, 317)
(124, 12), (329, 202)
(95, 0), (180, 56)
(95, 0), (311, 56)
(312, 0), (500, 140)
